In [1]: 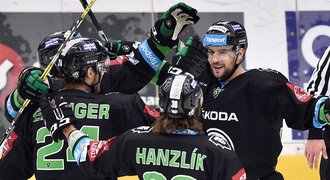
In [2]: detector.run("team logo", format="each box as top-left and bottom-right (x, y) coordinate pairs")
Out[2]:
(212, 87), (223, 98)
(165, 19), (172, 28)
(286, 82), (313, 102)
(131, 126), (152, 134)
(122, 44), (131, 52)
(207, 128), (235, 151)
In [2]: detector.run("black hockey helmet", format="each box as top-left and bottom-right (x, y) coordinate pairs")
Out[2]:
(202, 21), (248, 53)
(57, 37), (109, 81)
(158, 74), (203, 118)
(37, 30), (81, 77)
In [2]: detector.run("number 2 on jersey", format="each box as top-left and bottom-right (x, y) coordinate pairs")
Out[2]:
(36, 126), (99, 170)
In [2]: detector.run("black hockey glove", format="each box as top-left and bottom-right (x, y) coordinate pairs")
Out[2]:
(40, 94), (77, 142)
(103, 40), (140, 59)
(150, 2), (199, 47)
(17, 66), (51, 102)
(172, 36), (207, 78)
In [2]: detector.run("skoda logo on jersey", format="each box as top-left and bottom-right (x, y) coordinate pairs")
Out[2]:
(202, 110), (239, 122)
(207, 128), (235, 151)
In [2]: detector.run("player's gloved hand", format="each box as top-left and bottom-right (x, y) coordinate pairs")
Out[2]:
(151, 2), (199, 47)
(172, 36), (207, 78)
(17, 66), (51, 102)
(103, 40), (140, 59)
(320, 99), (330, 125)
(40, 94), (77, 142)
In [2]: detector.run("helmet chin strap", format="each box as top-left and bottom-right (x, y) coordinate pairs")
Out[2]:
(82, 73), (102, 93)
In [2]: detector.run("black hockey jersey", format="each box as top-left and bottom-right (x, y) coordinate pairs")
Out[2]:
(197, 66), (326, 179)
(72, 126), (246, 180)
(0, 90), (154, 180)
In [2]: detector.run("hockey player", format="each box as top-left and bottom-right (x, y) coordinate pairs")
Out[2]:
(1, 2), (206, 179)
(40, 74), (247, 180)
(4, 30), (142, 122)
(175, 20), (330, 179)
(0, 37), (155, 180)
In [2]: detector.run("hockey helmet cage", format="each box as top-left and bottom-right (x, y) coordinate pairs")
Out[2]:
(57, 37), (109, 81)
(159, 74), (203, 119)
(37, 30), (81, 77)
(202, 21), (248, 52)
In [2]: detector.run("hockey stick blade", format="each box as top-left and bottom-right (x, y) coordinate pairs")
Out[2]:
(80, 0), (109, 41)
(0, 0), (97, 157)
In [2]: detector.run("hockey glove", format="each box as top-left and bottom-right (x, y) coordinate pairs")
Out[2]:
(172, 36), (208, 78)
(150, 2), (199, 47)
(319, 99), (330, 126)
(17, 66), (51, 102)
(40, 94), (77, 142)
(103, 40), (140, 59)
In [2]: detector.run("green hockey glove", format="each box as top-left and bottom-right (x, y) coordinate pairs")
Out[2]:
(319, 99), (330, 125)
(17, 66), (51, 102)
(150, 2), (199, 47)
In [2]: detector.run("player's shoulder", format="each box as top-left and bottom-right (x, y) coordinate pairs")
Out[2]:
(105, 91), (139, 98)
(248, 68), (287, 81)
(249, 68), (282, 76)
(104, 92), (142, 104)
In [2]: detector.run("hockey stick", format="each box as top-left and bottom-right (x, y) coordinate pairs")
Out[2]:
(79, 0), (109, 41)
(0, 0), (97, 157)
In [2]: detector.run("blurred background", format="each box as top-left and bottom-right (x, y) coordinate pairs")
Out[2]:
(1, 0), (330, 179)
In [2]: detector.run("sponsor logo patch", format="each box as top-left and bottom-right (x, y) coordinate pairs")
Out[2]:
(0, 131), (18, 159)
(286, 82), (313, 102)
(202, 34), (227, 46)
(88, 137), (115, 162)
(232, 168), (247, 180)
(232, 24), (242, 31)
(208, 25), (228, 33)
